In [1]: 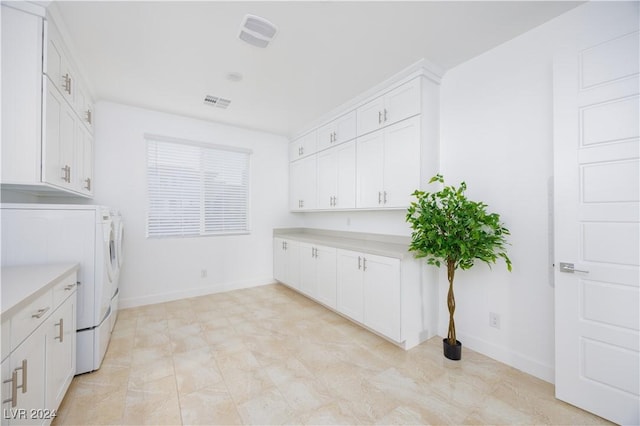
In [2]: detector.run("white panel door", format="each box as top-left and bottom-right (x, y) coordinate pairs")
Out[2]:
(553, 12), (639, 425)
(285, 240), (300, 290)
(336, 249), (364, 322)
(356, 131), (384, 208)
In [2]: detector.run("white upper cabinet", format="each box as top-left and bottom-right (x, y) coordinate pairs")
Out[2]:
(1, 5), (44, 185)
(357, 77), (421, 136)
(1, 4), (95, 197)
(290, 155), (317, 211)
(287, 69), (439, 212)
(317, 140), (356, 210)
(289, 130), (317, 161)
(317, 110), (357, 152)
(356, 116), (421, 209)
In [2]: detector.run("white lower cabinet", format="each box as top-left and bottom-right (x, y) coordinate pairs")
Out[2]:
(273, 238), (300, 290)
(336, 249), (365, 322)
(46, 295), (76, 412)
(273, 234), (435, 349)
(1, 328), (46, 425)
(299, 243), (337, 306)
(336, 249), (401, 342)
(1, 267), (77, 426)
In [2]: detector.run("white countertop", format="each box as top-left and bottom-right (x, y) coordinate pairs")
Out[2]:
(1, 263), (79, 318)
(273, 228), (414, 259)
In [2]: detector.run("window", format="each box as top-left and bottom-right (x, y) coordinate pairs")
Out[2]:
(146, 134), (251, 238)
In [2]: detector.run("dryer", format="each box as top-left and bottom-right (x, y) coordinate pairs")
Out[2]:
(1, 203), (119, 374)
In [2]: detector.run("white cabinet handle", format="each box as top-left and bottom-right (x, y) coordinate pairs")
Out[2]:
(86, 109), (92, 124)
(378, 111), (382, 124)
(363, 257), (367, 271)
(55, 318), (64, 342)
(358, 256), (361, 270)
(383, 109), (388, 122)
(31, 306), (50, 319)
(383, 191), (387, 204)
(84, 177), (92, 191)
(378, 191), (382, 204)
(2, 370), (17, 407)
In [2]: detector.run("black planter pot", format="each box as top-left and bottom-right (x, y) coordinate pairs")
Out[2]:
(443, 338), (462, 360)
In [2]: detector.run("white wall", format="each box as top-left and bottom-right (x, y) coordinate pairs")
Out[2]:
(438, 1), (633, 383)
(93, 102), (299, 308)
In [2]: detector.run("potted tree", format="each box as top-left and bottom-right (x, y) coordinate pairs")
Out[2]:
(406, 175), (512, 360)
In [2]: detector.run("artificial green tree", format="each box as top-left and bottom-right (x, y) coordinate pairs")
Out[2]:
(406, 175), (512, 358)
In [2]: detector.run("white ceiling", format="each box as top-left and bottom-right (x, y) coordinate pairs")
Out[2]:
(52, 1), (582, 137)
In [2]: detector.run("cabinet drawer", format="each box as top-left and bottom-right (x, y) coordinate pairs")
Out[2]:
(52, 271), (77, 308)
(10, 289), (53, 350)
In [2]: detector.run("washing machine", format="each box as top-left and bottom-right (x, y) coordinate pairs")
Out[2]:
(109, 209), (124, 332)
(1, 203), (118, 374)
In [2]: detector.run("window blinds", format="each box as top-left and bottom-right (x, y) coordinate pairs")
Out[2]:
(146, 135), (250, 237)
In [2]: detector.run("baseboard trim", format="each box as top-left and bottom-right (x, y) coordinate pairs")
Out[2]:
(118, 277), (276, 309)
(451, 332), (555, 384)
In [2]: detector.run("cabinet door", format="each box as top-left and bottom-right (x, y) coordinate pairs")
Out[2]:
(1, 6), (44, 185)
(315, 245), (337, 309)
(317, 149), (337, 209)
(317, 111), (357, 152)
(290, 131), (317, 161)
(334, 110), (357, 145)
(43, 82), (75, 191)
(1, 328), (46, 425)
(76, 125), (93, 195)
(356, 131), (384, 209)
(46, 294), (76, 411)
(317, 122), (335, 153)
(363, 254), (401, 342)
(273, 238), (287, 282)
(383, 116), (421, 208)
(45, 22), (66, 97)
(289, 156), (317, 211)
(336, 249), (364, 322)
(285, 240), (301, 290)
(335, 141), (356, 209)
(299, 243), (316, 297)
(357, 96), (385, 136)
(383, 77), (421, 127)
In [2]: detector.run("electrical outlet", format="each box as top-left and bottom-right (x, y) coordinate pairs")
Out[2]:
(489, 312), (501, 329)
(200, 269), (207, 278)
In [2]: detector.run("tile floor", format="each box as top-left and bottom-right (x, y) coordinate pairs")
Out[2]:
(53, 284), (610, 425)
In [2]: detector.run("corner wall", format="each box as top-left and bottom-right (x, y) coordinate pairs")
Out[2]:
(93, 102), (300, 308)
(439, 1), (631, 382)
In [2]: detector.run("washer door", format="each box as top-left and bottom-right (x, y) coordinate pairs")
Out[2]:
(104, 220), (116, 283)
(116, 219), (124, 269)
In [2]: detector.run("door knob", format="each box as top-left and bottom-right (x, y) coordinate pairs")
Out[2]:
(559, 262), (589, 274)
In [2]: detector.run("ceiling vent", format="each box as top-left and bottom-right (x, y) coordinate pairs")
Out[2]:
(204, 95), (231, 109)
(238, 14), (277, 48)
